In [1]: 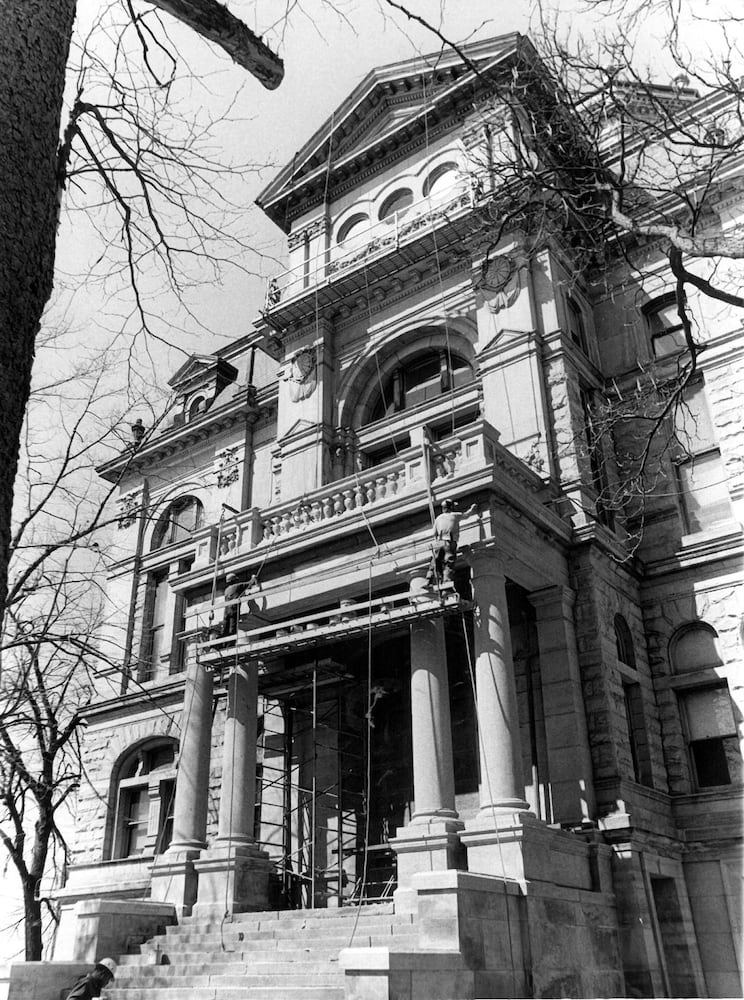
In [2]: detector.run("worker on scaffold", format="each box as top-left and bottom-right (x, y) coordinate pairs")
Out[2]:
(426, 499), (477, 587)
(223, 571), (260, 635)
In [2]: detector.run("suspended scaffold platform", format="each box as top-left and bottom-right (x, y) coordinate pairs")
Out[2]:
(197, 584), (471, 668)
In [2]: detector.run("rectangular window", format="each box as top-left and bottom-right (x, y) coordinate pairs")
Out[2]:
(121, 788), (149, 856)
(674, 383), (732, 533)
(140, 570), (169, 681)
(567, 297), (588, 353)
(580, 387), (615, 530)
(677, 450), (732, 532)
(623, 681), (653, 787)
(682, 686), (742, 788)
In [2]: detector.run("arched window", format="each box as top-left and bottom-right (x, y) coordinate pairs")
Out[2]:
(423, 162), (461, 201)
(369, 350), (474, 423)
(151, 496), (204, 551)
(670, 621), (722, 674)
(614, 614), (637, 669)
(188, 396), (207, 421)
(378, 188), (413, 223)
(670, 622), (741, 788)
(111, 740), (177, 858)
(336, 213), (370, 249)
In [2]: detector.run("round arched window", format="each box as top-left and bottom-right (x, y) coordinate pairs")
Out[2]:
(670, 622), (722, 674)
(151, 496), (204, 550)
(378, 188), (414, 223)
(369, 349), (474, 423)
(112, 740), (178, 858)
(188, 396), (207, 421)
(337, 213), (370, 249)
(423, 162), (461, 201)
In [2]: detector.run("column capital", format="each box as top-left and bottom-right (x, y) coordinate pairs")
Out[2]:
(462, 541), (507, 578)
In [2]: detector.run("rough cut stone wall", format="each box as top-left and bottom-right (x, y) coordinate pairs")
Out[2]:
(569, 544), (668, 808)
(641, 571), (742, 795)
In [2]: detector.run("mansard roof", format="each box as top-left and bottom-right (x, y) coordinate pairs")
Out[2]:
(256, 33), (535, 232)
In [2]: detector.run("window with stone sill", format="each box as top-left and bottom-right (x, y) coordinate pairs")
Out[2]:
(681, 685), (742, 788)
(112, 741), (177, 859)
(614, 614), (653, 786)
(673, 382), (732, 534)
(670, 621), (742, 789)
(645, 294), (688, 358)
(566, 295), (589, 354)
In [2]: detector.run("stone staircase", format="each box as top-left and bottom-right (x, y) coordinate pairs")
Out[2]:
(104, 903), (418, 1000)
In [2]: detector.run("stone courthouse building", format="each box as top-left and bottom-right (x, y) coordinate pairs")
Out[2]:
(51, 34), (742, 1000)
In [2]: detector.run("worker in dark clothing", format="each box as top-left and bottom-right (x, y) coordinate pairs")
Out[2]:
(223, 572), (259, 635)
(65, 958), (117, 998)
(426, 500), (477, 586)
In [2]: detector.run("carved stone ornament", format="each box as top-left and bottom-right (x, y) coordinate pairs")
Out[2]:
(476, 255), (525, 314)
(116, 490), (141, 529)
(283, 347), (318, 403)
(214, 446), (240, 488)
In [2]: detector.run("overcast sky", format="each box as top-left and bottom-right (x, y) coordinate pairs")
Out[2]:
(1, 0), (731, 968)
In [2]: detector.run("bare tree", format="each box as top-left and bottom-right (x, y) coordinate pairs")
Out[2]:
(0, 332), (159, 960)
(0, 0), (283, 628)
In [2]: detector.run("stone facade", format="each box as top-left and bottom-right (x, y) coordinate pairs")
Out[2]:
(54, 35), (742, 1000)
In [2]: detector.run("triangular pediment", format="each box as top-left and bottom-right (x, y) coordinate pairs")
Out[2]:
(257, 33), (525, 231)
(168, 354), (238, 395)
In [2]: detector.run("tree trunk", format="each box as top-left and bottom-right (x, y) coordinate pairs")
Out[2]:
(23, 882), (44, 961)
(0, 1), (76, 622)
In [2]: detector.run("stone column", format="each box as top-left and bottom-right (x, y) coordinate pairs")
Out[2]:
(410, 615), (457, 822)
(390, 576), (464, 897)
(529, 585), (596, 823)
(460, 551), (536, 879)
(470, 554), (529, 816)
(150, 653), (213, 914)
(193, 664), (271, 914)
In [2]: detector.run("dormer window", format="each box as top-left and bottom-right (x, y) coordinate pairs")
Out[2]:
(646, 294), (687, 357)
(423, 162), (461, 201)
(379, 188), (413, 223)
(188, 396), (208, 421)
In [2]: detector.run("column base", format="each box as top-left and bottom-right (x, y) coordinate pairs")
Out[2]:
(461, 811), (594, 889)
(149, 847), (202, 916)
(389, 818), (465, 888)
(192, 841), (272, 916)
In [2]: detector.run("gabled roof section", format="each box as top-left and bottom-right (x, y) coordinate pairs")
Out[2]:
(168, 354), (238, 394)
(257, 33), (530, 232)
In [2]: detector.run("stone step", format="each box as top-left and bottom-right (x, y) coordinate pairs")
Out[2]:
(180, 902), (395, 924)
(116, 960), (341, 978)
(106, 988), (345, 1000)
(111, 972), (343, 988)
(148, 930), (417, 951)
(165, 914), (409, 938)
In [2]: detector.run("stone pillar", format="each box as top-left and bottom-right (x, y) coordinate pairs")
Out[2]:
(390, 577), (463, 896)
(460, 551), (536, 878)
(529, 585), (596, 823)
(150, 653), (213, 914)
(193, 664), (271, 914)
(471, 554), (529, 816)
